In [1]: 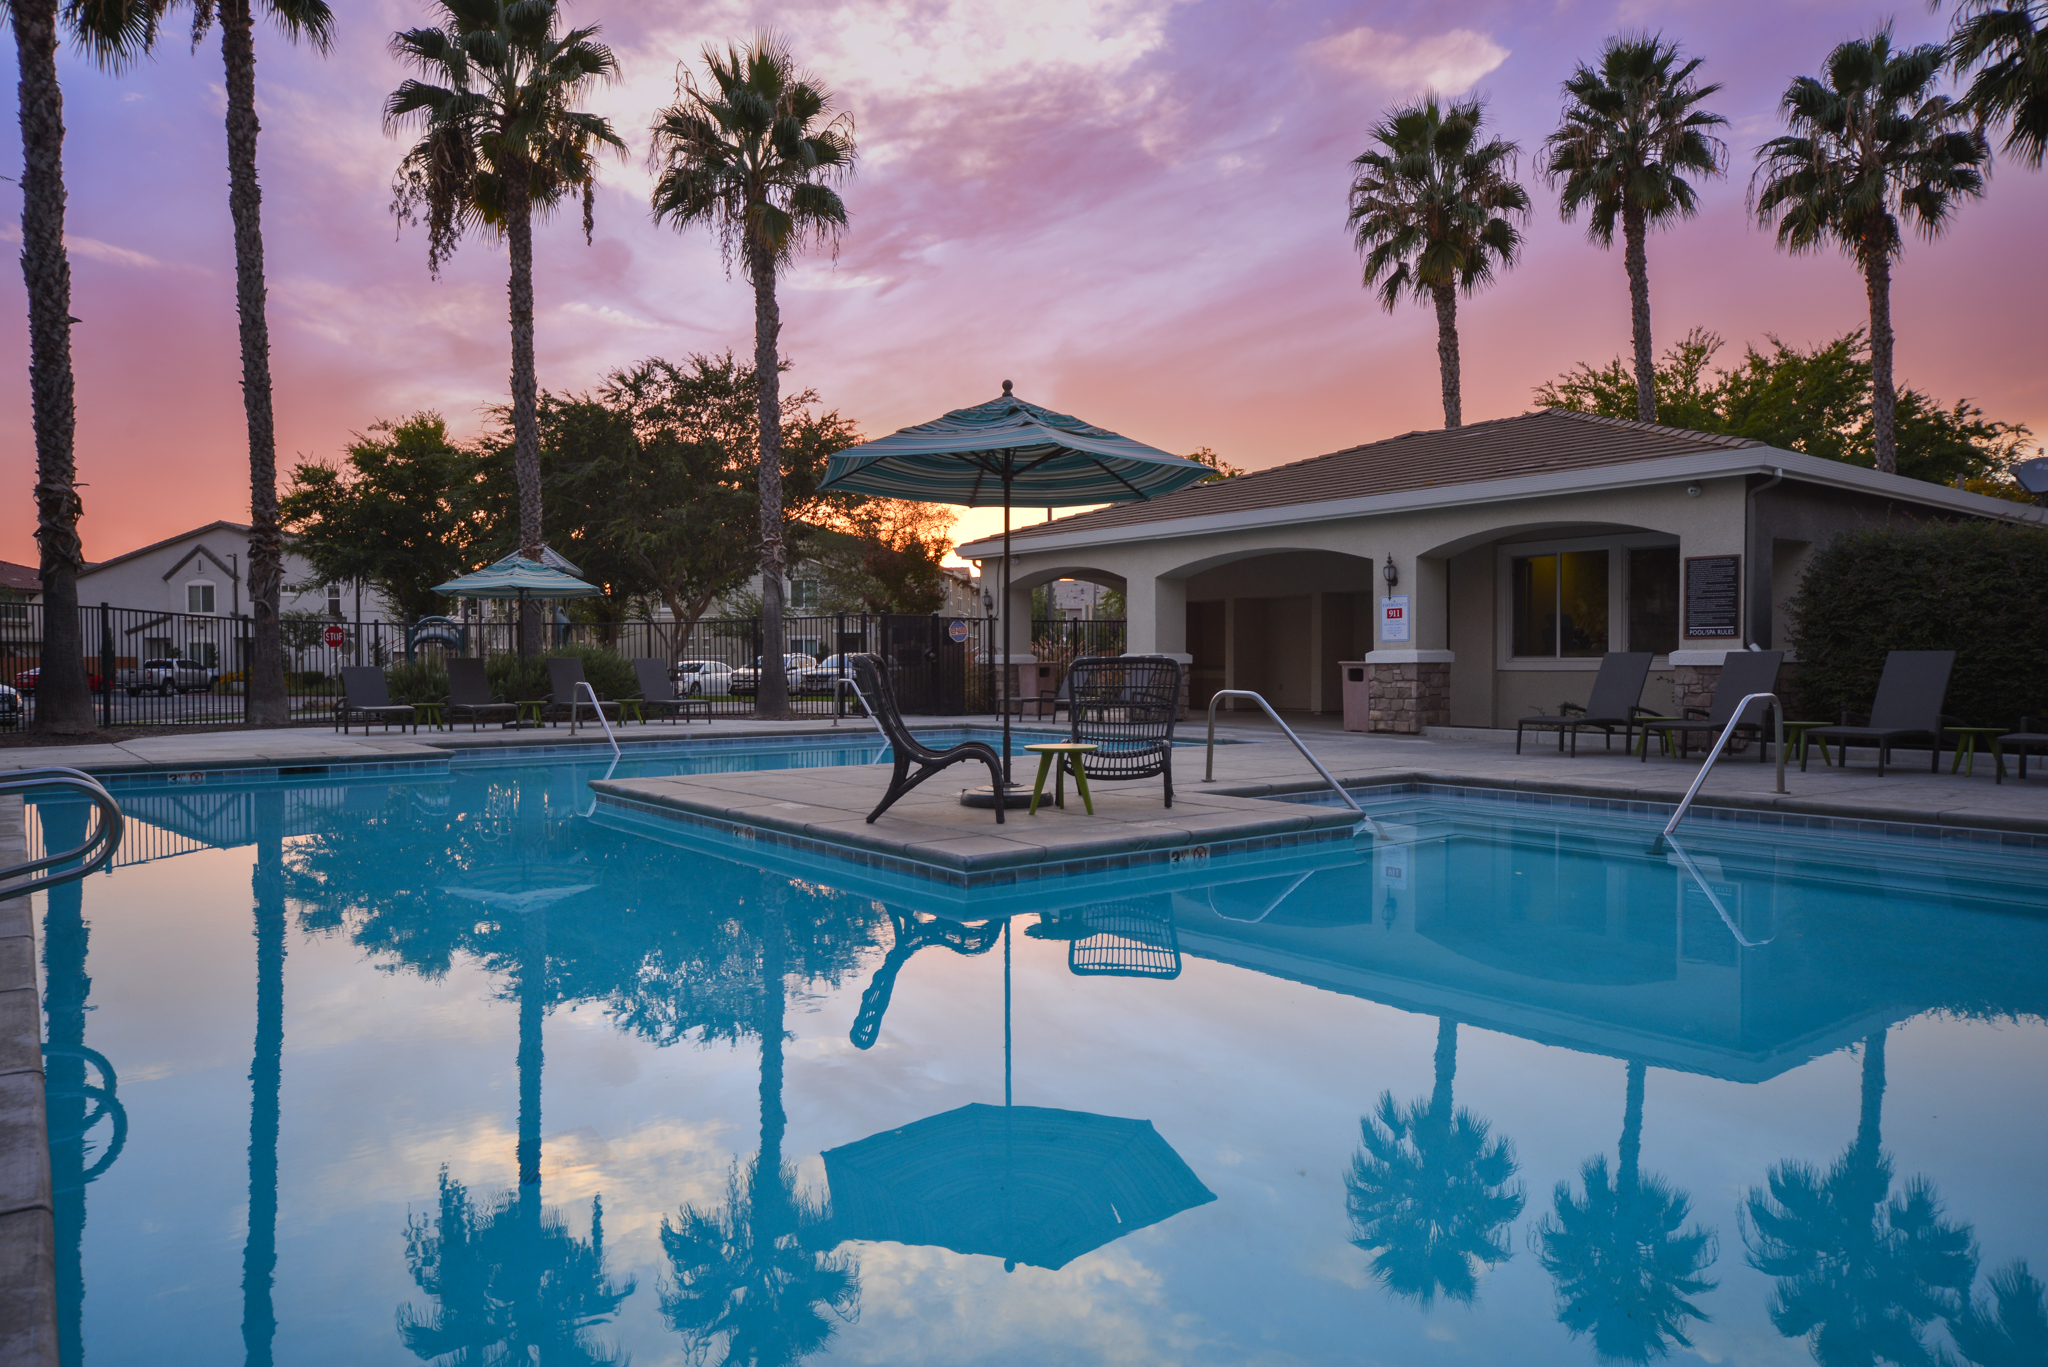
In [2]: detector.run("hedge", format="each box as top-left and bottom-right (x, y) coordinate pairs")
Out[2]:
(1786, 521), (2048, 729)
(383, 645), (641, 705)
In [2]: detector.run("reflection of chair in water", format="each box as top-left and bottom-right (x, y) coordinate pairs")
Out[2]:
(1030, 899), (1182, 979)
(850, 909), (1006, 1049)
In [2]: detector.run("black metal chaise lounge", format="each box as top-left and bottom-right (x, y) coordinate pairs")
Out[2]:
(632, 658), (710, 725)
(541, 657), (621, 731)
(1995, 717), (2048, 784)
(1801, 649), (1956, 775)
(1516, 652), (1655, 756)
(851, 653), (1007, 824)
(444, 657), (518, 731)
(336, 666), (416, 734)
(1639, 650), (1784, 761)
(1068, 655), (1182, 807)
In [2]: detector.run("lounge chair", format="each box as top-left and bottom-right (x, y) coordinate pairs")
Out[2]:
(1007, 666), (1073, 720)
(1068, 655), (1181, 807)
(1801, 650), (1955, 775)
(1516, 652), (1656, 756)
(1994, 717), (2048, 784)
(542, 657), (621, 732)
(848, 909), (1004, 1049)
(444, 657), (518, 731)
(335, 666), (416, 734)
(1639, 650), (1784, 762)
(851, 653), (1007, 824)
(632, 658), (710, 725)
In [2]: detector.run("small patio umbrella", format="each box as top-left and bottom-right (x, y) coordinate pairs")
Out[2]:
(432, 549), (603, 658)
(817, 382), (1210, 791)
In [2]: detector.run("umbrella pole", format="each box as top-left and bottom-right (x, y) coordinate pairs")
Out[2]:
(1002, 476), (1013, 785)
(1004, 916), (1012, 1108)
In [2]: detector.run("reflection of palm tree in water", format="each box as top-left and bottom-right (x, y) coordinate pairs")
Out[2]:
(1347, 1017), (1524, 1306)
(243, 791), (286, 1367)
(1534, 1060), (1718, 1363)
(1744, 1030), (1977, 1367)
(663, 885), (860, 1366)
(1949, 1259), (2048, 1366)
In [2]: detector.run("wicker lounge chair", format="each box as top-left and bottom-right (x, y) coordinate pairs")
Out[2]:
(336, 666), (416, 734)
(1995, 717), (2048, 784)
(1801, 650), (1955, 775)
(1516, 652), (1656, 756)
(851, 654), (1007, 824)
(632, 658), (710, 724)
(1068, 655), (1181, 807)
(1639, 650), (1783, 761)
(849, 909), (1004, 1049)
(444, 657), (517, 730)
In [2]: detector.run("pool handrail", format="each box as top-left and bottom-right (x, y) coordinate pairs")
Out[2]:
(1663, 692), (1786, 836)
(828, 677), (894, 762)
(1662, 832), (1776, 948)
(1202, 689), (1388, 840)
(1, 766), (125, 898)
(573, 680), (620, 760)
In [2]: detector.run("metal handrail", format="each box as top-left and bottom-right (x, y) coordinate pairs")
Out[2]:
(1202, 690), (1388, 839)
(828, 678), (894, 762)
(571, 681), (620, 759)
(2, 767), (124, 898)
(1663, 833), (1776, 948)
(1662, 692), (1786, 836)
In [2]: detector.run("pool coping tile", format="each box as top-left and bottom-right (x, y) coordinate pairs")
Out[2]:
(0, 797), (56, 1367)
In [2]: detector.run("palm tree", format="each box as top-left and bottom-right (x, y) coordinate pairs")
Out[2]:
(1948, 0), (2048, 169)
(1534, 1060), (1719, 1363)
(649, 35), (857, 718)
(1744, 1031), (1978, 1366)
(1347, 1017), (1525, 1305)
(8, 0), (166, 733)
(386, 0), (624, 656)
(1752, 26), (1988, 475)
(1948, 1259), (2048, 1365)
(1347, 95), (1528, 430)
(242, 790), (286, 1366)
(185, 0), (330, 727)
(1544, 35), (1727, 423)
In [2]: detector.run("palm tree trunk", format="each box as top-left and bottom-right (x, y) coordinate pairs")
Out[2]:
(1856, 1028), (1886, 1165)
(518, 904), (546, 1191)
(219, 0), (289, 729)
(1431, 1016), (1458, 1124)
(1865, 253), (1897, 475)
(749, 240), (790, 720)
(41, 801), (91, 1361)
(505, 171), (544, 657)
(1623, 204), (1655, 424)
(1618, 1059), (1645, 1194)
(13, 0), (93, 734)
(754, 892), (789, 1240)
(1431, 284), (1462, 429)
(242, 791), (285, 1367)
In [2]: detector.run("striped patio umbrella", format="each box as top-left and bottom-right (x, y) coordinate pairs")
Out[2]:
(433, 550), (602, 659)
(818, 383), (1209, 787)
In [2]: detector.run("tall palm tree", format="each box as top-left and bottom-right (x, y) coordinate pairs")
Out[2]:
(242, 790), (286, 1366)
(186, 0), (330, 727)
(1534, 1060), (1719, 1363)
(1346, 1017), (1524, 1305)
(387, 0), (624, 656)
(1744, 1031), (1978, 1366)
(1347, 95), (1528, 430)
(8, 0), (166, 733)
(1948, 1), (2048, 169)
(1544, 35), (1727, 423)
(649, 35), (856, 719)
(1753, 26), (1988, 475)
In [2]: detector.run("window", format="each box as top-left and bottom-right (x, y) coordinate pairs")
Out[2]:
(1626, 546), (1680, 655)
(1511, 551), (1608, 657)
(327, 584), (343, 619)
(186, 582), (216, 614)
(789, 579), (817, 609)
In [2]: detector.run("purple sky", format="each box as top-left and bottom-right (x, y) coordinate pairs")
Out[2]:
(4, 0), (2043, 567)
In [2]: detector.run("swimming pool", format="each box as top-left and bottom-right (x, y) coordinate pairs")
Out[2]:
(29, 764), (2048, 1365)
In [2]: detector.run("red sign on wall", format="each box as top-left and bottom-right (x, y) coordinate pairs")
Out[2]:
(323, 624), (347, 648)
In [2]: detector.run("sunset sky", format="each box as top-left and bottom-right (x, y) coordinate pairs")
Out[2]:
(4, 0), (2044, 570)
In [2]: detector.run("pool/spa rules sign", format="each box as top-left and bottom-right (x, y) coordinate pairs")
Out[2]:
(1380, 595), (1410, 643)
(1685, 555), (1741, 638)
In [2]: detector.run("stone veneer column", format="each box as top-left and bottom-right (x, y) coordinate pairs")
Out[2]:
(1668, 650), (1730, 719)
(1364, 650), (1453, 734)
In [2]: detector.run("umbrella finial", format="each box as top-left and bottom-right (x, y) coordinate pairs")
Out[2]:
(1001, 379), (1012, 396)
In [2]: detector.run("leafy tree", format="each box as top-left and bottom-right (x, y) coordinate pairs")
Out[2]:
(280, 414), (482, 623)
(1348, 95), (1529, 430)
(807, 499), (958, 613)
(386, 0), (625, 655)
(650, 35), (857, 718)
(9, 0), (169, 732)
(1185, 446), (1245, 481)
(1544, 34), (1727, 422)
(1948, 0), (2048, 168)
(1532, 326), (1728, 433)
(1753, 26), (1988, 474)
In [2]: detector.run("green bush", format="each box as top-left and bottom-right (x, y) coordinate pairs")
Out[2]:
(1787, 522), (2048, 728)
(385, 659), (450, 705)
(481, 644), (639, 703)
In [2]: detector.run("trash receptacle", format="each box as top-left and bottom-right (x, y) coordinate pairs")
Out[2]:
(1340, 661), (1371, 732)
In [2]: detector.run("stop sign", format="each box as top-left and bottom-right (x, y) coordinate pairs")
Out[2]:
(323, 624), (346, 648)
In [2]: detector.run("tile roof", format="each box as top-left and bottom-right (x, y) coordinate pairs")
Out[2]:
(0, 560), (39, 594)
(999, 408), (1764, 544)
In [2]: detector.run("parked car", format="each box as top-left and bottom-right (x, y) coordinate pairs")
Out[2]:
(125, 658), (218, 696)
(11, 668), (105, 694)
(729, 654), (816, 697)
(0, 682), (19, 727)
(796, 654), (865, 694)
(670, 660), (736, 697)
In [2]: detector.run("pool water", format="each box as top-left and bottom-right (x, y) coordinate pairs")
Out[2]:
(29, 764), (2048, 1366)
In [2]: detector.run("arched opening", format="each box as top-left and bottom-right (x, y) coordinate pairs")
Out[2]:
(1164, 549), (1381, 713)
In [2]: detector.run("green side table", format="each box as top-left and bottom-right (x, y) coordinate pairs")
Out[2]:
(517, 699), (549, 729)
(616, 699), (644, 725)
(413, 701), (445, 732)
(1945, 726), (2006, 777)
(1783, 721), (1834, 768)
(1025, 743), (1097, 816)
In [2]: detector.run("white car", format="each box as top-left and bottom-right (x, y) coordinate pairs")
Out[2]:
(729, 654), (815, 697)
(0, 682), (19, 727)
(670, 660), (735, 697)
(797, 655), (865, 693)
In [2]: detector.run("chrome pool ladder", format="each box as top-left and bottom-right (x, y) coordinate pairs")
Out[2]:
(1202, 690), (1389, 840)
(1, 767), (124, 898)
(1663, 692), (1786, 836)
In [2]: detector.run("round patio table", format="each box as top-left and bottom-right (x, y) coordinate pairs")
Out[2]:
(1025, 743), (1097, 816)
(1945, 726), (2006, 778)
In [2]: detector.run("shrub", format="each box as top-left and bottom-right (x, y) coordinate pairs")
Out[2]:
(479, 645), (638, 703)
(385, 659), (450, 705)
(1786, 521), (2048, 728)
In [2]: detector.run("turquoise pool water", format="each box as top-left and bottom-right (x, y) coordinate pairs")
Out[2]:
(28, 761), (2048, 1366)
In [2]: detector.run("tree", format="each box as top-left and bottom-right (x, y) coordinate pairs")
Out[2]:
(1185, 446), (1245, 481)
(1544, 34), (1727, 423)
(280, 415), (483, 623)
(183, 0), (331, 727)
(9, 0), (167, 733)
(1949, 0), (2048, 169)
(807, 498), (957, 613)
(387, 0), (624, 656)
(1348, 95), (1528, 430)
(1753, 26), (1988, 474)
(650, 34), (857, 717)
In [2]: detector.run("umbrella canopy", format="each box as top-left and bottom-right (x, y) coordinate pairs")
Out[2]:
(432, 550), (603, 600)
(822, 1102), (1215, 1271)
(818, 383), (1210, 505)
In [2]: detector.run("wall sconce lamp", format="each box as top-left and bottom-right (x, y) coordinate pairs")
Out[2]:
(980, 587), (995, 615)
(1685, 483), (1703, 497)
(1382, 554), (1399, 589)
